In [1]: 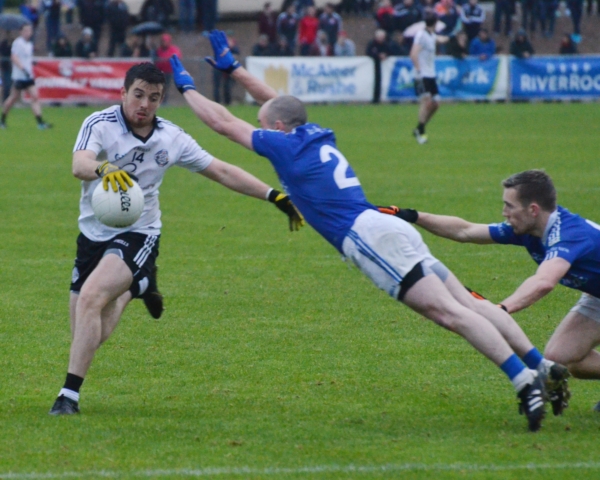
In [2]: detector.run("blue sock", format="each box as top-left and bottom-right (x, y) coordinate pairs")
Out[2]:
(523, 348), (544, 370)
(500, 353), (526, 380)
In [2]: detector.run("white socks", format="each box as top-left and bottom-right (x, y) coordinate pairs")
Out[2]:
(513, 368), (536, 392)
(59, 388), (80, 403)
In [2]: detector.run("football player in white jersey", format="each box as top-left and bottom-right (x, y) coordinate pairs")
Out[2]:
(49, 63), (304, 415)
(409, 13), (447, 144)
(0, 23), (51, 130)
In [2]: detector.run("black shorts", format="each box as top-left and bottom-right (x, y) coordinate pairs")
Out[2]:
(70, 232), (160, 298)
(14, 79), (35, 90)
(414, 77), (439, 98)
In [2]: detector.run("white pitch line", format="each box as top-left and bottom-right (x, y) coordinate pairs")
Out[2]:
(3, 462), (600, 479)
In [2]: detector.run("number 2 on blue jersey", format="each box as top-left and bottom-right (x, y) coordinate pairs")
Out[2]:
(319, 145), (360, 190)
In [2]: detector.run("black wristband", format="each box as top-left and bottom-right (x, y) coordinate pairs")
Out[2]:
(398, 208), (419, 223)
(224, 61), (241, 74)
(498, 304), (508, 312)
(268, 189), (281, 203)
(177, 84), (196, 94)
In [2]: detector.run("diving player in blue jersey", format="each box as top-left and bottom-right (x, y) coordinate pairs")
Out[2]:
(168, 32), (570, 432)
(383, 169), (600, 412)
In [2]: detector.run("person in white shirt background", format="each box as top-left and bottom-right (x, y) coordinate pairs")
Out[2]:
(0, 23), (51, 130)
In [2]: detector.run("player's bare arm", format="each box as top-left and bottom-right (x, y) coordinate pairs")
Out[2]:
(170, 50), (304, 231)
(11, 53), (26, 72)
(379, 207), (494, 244)
(73, 150), (133, 192)
(200, 157), (271, 200)
(417, 212), (495, 244)
(409, 43), (421, 71)
(182, 89), (256, 150)
(501, 257), (571, 313)
(230, 67), (277, 105)
(72, 150), (101, 181)
(172, 30), (277, 151)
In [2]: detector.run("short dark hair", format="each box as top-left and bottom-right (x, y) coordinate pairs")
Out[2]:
(266, 95), (307, 129)
(502, 170), (557, 212)
(424, 12), (437, 27)
(124, 63), (166, 92)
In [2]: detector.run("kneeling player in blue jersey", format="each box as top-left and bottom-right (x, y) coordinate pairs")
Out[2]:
(381, 170), (600, 413)
(168, 32), (569, 432)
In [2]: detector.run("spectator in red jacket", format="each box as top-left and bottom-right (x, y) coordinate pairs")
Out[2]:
(258, 2), (278, 45)
(155, 33), (182, 103)
(376, 0), (395, 36)
(298, 5), (319, 56)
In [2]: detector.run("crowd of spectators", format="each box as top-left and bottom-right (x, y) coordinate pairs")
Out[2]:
(0, 0), (595, 106)
(0, 0), (592, 83)
(246, 0), (588, 62)
(251, 2), (354, 57)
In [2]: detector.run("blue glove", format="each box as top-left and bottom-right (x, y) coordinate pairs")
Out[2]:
(169, 55), (196, 94)
(204, 30), (241, 74)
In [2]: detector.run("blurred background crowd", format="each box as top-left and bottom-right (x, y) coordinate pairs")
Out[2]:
(0, 0), (597, 103)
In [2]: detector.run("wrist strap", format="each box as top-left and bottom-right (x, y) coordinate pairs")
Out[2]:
(95, 160), (108, 177)
(268, 189), (281, 203)
(224, 61), (241, 74)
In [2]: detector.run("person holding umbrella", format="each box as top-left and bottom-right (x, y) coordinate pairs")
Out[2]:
(0, 23), (51, 130)
(130, 21), (165, 60)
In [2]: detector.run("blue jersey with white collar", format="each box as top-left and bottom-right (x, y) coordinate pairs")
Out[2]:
(252, 123), (376, 252)
(488, 206), (600, 297)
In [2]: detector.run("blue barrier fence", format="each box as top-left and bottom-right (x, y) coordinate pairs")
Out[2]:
(380, 54), (600, 102)
(510, 56), (600, 100)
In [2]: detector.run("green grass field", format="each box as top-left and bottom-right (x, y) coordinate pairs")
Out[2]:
(1, 102), (600, 479)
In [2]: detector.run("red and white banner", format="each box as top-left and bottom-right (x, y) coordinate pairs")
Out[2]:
(32, 58), (149, 104)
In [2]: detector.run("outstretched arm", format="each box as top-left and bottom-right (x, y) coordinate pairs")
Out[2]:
(416, 212), (495, 244)
(199, 157), (304, 231)
(170, 53), (304, 231)
(378, 206), (495, 244)
(230, 67), (277, 105)
(200, 157), (270, 199)
(181, 89), (256, 151)
(170, 31), (277, 151)
(501, 257), (571, 313)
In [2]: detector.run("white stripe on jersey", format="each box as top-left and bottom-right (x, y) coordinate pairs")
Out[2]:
(75, 112), (119, 151)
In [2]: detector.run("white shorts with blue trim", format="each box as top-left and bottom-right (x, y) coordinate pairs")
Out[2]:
(341, 209), (439, 298)
(571, 293), (600, 323)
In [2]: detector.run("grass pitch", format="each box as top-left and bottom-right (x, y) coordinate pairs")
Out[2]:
(1, 102), (599, 479)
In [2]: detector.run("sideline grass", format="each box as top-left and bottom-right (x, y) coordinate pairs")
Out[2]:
(0, 102), (599, 479)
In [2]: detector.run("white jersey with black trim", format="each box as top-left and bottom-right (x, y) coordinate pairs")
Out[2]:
(11, 36), (33, 81)
(73, 104), (213, 242)
(414, 29), (436, 79)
